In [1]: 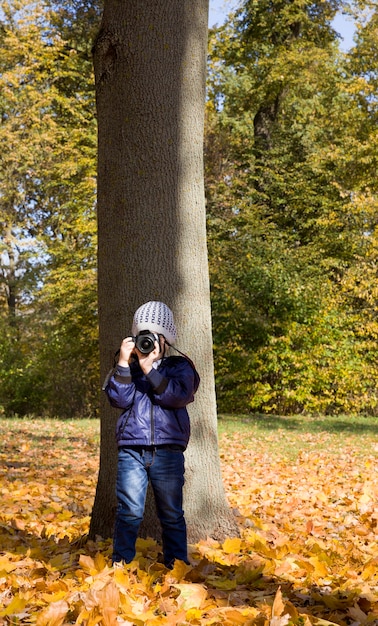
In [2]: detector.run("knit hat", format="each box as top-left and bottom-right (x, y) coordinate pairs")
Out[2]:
(132, 301), (177, 345)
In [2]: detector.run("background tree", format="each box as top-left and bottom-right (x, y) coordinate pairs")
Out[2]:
(204, 0), (378, 415)
(0, 0), (101, 416)
(89, 0), (238, 543)
(1, 0), (377, 421)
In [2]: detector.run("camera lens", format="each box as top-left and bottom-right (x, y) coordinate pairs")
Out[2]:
(136, 334), (155, 354)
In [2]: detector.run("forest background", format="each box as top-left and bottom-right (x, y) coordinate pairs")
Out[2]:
(0, 0), (377, 419)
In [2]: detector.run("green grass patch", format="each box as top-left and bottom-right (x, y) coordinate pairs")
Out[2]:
(217, 412), (378, 459)
(0, 416), (101, 454)
(1, 413), (377, 461)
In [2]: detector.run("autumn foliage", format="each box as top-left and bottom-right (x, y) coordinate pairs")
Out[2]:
(1, 417), (377, 625)
(2, 0), (378, 420)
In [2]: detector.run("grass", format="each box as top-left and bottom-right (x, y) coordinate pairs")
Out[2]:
(217, 412), (378, 459)
(1, 413), (377, 461)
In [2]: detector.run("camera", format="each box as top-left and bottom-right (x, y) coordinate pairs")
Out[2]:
(133, 332), (157, 354)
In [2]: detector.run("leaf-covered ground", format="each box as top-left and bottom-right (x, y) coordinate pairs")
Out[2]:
(1, 417), (378, 625)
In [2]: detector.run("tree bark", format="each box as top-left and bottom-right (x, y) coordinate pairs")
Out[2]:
(3, 223), (17, 325)
(90, 0), (238, 544)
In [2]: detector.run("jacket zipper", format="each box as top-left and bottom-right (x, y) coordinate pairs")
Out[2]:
(150, 401), (155, 445)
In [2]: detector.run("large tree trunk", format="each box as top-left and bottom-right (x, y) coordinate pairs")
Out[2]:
(90, 0), (238, 544)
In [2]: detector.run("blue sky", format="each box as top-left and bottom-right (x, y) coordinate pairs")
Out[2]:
(208, 0), (356, 51)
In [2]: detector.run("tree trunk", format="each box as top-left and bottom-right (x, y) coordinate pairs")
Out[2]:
(3, 223), (17, 325)
(89, 0), (238, 544)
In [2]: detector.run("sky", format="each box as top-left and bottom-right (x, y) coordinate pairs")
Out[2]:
(208, 0), (356, 51)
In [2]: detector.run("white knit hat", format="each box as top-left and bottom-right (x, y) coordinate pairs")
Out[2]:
(132, 301), (177, 344)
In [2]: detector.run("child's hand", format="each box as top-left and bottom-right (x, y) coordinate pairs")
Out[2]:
(137, 340), (162, 375)
(118, 337), (135, 366)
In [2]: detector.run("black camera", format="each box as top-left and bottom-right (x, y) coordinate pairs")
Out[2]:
(133, 332), (157, 354)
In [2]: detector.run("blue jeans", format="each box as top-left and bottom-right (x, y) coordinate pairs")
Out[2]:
(113, 446), (188, 567)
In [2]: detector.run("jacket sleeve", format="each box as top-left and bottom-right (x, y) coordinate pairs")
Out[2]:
(146, 360), (197, 409)
(105, 365), (136, 409)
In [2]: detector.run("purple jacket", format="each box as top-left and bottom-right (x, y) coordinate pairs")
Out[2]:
(105, 356), (199, 450)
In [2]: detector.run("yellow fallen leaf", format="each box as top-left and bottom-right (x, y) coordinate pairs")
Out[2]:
(173, 583), (208, 610)
(0, 596), (27, 618)
(308, 556), (329, 578)
(362, 562), (377, 580)
(359, 492), (371, 504)
(113, 567), (130, 590)
(135, 536), (158, 552)
(317, 491), (328, 503)
(97, 580), (119, 609)
(222, 537), (242, 554)
(41, 591), (70, 603)
(120, 612), (152, 625)
(36, 599), (69, 626)
(94, 551), (108, 572)
(99, 583), (119, 626)
(185, 607), (204, 619)
(272, 587), (285, 617)
(168, 559), (192, 580)
(216, 606), (260, 625)
(79, 554), (97, 574)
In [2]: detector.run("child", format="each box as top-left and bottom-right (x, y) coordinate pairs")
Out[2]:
(104, 301), (199, 567)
